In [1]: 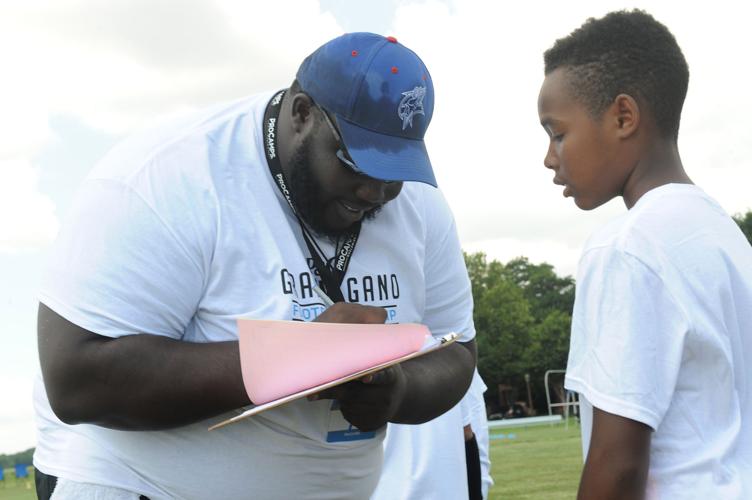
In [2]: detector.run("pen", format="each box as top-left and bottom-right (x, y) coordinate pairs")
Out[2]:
(313, 285), (335, 308)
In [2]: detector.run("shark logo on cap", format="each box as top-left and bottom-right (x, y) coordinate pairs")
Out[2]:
(398, 86), (426, 130)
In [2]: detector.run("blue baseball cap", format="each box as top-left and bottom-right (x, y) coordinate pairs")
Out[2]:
(296, 32), (437, 187)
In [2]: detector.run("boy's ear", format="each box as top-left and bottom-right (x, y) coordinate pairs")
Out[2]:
(610, 93), (640, 139)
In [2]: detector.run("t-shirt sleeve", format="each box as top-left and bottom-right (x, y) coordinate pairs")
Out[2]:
(39, 176), (212, 339)
(421, 187), (476, 342)
(564, 246), (690, 430)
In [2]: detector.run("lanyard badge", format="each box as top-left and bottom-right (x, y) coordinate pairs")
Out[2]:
(263, 90), (360, 303)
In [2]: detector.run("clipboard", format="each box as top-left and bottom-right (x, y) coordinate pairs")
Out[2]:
(209, 320), (458, 431)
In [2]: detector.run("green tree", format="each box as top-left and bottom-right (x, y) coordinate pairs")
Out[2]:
(502, 257), (575, 323)
(465, 252), (575, 414)
(0, 447), (34, 469)
(474, 279), (534, 385)
(733, 210), (752, 245)
(464, 251), (489, 301)
(526, 309), (572, 375)
(524, 309), (573, 411)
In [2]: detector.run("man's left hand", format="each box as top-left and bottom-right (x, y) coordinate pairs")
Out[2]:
(310, 364), (407, 432)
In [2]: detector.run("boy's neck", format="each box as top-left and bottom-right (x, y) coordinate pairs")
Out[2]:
(622, 141), (692, 209)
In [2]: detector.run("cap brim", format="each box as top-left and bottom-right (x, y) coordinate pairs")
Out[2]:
(335, 115), (437, 187)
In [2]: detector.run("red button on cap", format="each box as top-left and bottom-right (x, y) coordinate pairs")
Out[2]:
(386, 36), (398, 43)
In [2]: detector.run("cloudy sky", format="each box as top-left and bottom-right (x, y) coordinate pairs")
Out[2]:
(1, 0), (750, 454)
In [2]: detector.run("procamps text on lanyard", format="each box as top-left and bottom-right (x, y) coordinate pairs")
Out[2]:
(263, 89), (359, 304)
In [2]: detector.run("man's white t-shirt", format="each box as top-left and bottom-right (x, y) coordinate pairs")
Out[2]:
(34, 91), (476, 500)
(566, 184), (752, 499)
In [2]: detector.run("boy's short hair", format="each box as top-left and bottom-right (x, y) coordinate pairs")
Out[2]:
(544, 10), (689, 141)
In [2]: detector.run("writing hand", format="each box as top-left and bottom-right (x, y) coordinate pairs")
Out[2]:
(313, 302), (387, 324)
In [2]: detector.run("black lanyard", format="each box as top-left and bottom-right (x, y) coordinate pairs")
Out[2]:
(263, 90), (359, 303)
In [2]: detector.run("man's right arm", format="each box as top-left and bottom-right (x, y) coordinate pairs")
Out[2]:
(38, 301), (388, 431)
(38, 303), (250, 430)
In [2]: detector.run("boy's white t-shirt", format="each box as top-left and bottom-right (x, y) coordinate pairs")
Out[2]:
(33, 91), (476, 500)
(566, 184), (752, 499)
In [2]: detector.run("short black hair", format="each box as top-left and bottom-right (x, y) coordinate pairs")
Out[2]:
(544, 10), (689, 141)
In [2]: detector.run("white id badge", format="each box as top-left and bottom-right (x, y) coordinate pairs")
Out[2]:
(325, 400), (377, 443)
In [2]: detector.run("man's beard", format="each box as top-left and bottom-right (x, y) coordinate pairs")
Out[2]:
(288, 136), (382, 240)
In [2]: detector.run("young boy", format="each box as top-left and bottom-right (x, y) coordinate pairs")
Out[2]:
(538, 10), (752, 499)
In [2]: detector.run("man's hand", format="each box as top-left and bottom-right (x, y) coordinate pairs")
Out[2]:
(310, 301), (476, 431)
(313, 302), (387, 324)
(311, 365), (407, 432)
(311, 301), (398, 430)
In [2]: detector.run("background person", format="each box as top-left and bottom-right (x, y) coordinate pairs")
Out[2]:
(372, 369), (492, 500)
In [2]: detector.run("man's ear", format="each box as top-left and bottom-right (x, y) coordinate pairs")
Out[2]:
(289, 93), (316, 134)
(610, 93), (640, 139)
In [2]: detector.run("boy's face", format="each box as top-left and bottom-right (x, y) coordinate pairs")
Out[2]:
(537, 68), (628, 210)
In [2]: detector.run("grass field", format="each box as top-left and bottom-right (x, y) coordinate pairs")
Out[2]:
(0, 465), (34, 500)
(1, 422), (582, 499)
(488, 420), (583, 499)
